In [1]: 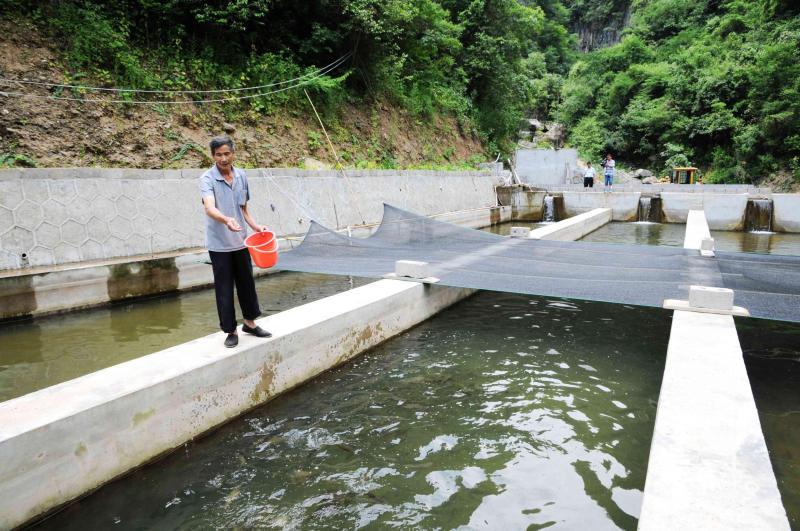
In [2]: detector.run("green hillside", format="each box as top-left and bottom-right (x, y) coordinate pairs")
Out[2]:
(561, 0), (800, 184)
(1, 0), (798, 185)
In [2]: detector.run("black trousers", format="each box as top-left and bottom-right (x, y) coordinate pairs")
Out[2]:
(583, 177), (594, 188)
(209, 248), (262, 333)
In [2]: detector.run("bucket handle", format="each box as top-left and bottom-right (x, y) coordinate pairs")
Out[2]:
(245, 233), (276, 249)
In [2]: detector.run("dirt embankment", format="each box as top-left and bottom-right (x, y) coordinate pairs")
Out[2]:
(0, 20), (485, 170)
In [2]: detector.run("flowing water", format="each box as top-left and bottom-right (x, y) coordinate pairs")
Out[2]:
(744, 199), (773, 233)
(0, 272), (370, 402)
(543, 196), (555, 222)
(35, 292), (670, 530)
(579, 222), (685, 247)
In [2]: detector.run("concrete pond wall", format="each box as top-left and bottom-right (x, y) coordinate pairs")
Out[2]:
(548, 190), (800, 231)
(514, 148), (577, 185)
(0, 168), (504, 320)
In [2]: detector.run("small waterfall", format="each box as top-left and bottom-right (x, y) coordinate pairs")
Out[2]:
(543, 195), (555, 222)
(638, 197), (652, 222)
(636, 196), (662, 223)
(745, 199), (773, 233)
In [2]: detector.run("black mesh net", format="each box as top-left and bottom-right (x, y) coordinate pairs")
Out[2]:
(278, 204), (800, 323)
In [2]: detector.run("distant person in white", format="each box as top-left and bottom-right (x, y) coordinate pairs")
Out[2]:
(583, 162), (596, 188)
(601, 154), (615, 191)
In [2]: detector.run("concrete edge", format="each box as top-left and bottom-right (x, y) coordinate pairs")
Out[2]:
(528, 208), (612, 241)
(639, 208), (789, 530)
(682, 210), (711, 250)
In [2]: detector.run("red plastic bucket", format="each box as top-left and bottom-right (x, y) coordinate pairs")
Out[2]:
(245, 231), (279, 268)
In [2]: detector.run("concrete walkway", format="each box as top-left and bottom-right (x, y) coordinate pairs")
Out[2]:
(639, 210), (789, 530)
(528, 207), (611, 240)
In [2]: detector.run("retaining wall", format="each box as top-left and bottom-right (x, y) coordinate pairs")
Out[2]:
(0, 168), (501, 272)
(530, 183), (771, 194)
(561, 192), (640, 221)
(772, 194), (800, 233)
(659, 193), (749, 230)
(514, 148), (577, 185)
(0, 206), (510, 321)
(495, 185), (547, 220)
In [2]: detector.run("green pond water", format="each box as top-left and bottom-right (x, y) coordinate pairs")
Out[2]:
(579, 221), (685, 247)
(580, 220), (800, 257)
(36, 292), (671, 530)
(486, 220), (546, 236)
(737, 318), (800, 529)
(0, 272), (370, 402)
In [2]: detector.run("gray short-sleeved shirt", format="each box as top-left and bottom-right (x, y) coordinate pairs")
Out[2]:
(199, 165), (250, 252)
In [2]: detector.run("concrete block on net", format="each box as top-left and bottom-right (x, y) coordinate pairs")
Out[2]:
(700, 237), (715, 257)
(509, 226), (531, 238)
(689, 285), (733, 310)
(395, 260), (432, 279)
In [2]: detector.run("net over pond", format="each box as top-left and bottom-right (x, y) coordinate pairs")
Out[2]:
(278, 205), (800, 323)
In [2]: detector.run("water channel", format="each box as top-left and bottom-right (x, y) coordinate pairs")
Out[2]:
(4, 221), (800, 528)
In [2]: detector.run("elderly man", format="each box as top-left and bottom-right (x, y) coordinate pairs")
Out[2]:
(199, 135), (272, 347)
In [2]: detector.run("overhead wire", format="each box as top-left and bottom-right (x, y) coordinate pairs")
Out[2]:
(0, 53), (352, 105)
(0, 52), (351, 95)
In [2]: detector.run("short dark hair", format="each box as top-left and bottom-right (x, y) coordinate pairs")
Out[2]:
(209, 135), (235, 155)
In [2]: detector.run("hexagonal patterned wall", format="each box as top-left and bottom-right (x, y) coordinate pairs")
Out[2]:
(0, 171), (209, 270)
(0, 169), (499, 271)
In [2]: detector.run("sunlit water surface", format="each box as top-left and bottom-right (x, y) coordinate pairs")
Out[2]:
(36, 292), (670, 530)
(579, 222), (685, 247)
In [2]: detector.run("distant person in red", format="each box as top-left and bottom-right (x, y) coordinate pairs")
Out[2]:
(199, 135), (272, 348)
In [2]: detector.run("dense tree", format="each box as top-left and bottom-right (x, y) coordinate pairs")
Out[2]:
(2, 0), (797, 181)
(560, 0), (800, 183)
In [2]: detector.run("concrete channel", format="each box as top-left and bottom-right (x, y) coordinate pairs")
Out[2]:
(639, 210), (790, 530)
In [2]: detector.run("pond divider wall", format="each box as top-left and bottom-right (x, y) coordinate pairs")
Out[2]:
(639, 210), (789, 530)
(0, 211), (610, 529)
(510, 188), (800, 231)
(528, 208), (611, 240)
(773, 194), (800, 232)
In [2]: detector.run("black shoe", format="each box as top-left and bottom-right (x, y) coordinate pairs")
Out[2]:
(242, 324), (272, 338)
(224, 333), (239, 348)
